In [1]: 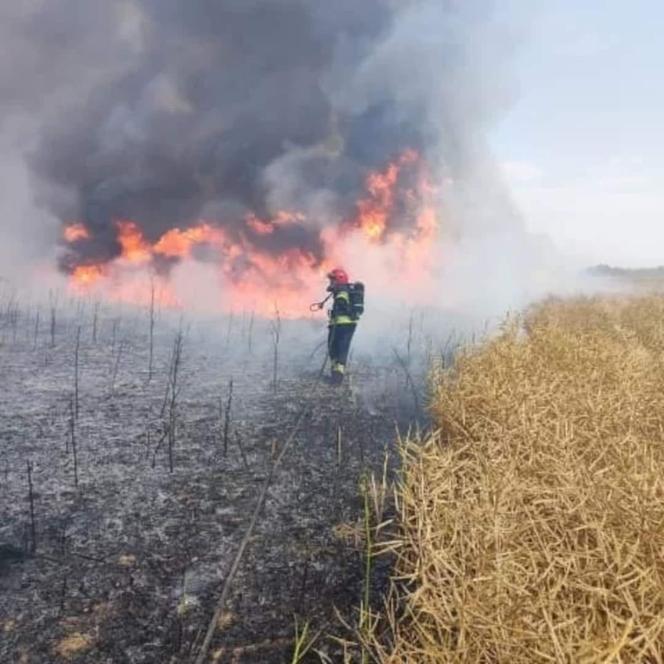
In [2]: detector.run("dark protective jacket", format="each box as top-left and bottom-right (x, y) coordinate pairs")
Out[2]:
(328, 285), (355, 326)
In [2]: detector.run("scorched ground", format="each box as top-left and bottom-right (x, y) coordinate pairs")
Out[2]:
(0, 300), (426, 663)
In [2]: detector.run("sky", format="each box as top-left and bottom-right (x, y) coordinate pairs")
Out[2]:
(492, 0), (664, 267)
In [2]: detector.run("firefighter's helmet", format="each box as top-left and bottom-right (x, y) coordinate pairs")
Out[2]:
(327, 267), (349, 285)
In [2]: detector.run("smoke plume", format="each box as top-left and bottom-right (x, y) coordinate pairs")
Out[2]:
(1, 0), (565, 315)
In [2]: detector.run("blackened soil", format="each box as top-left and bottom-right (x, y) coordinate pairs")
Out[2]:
(0, 307), (420, 663)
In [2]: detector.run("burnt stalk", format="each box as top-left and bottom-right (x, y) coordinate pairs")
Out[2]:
(167, 329), (184, 473)
(92, 301), (100, 343)
(223, 377), (233, 457)
(110, 339), (125, 394)
(69, 397), (79, 486)
(148, 280), (155, 382)
(74, 325), (81, 421)
(33, 309), (40, 349)
(26, 460), (37, 554)
(271, 305), (281, 393)
(49, 291), (57, 348)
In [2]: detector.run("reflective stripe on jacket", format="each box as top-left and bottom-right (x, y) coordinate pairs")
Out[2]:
(330, 289), (355, 325)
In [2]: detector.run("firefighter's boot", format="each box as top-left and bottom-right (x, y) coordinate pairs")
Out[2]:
(330, 362), (345, 385)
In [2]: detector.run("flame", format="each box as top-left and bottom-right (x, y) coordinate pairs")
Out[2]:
(64, 218), (323, 316)
(356, 164), (397, 240)
(336, 149), (441, 303)
(71, 264), (104, 287)
(273, 210), (305, 225)
(62, 150), (441, 317)
(221, 247), (326, 315)
(354, 149), (425, 242)
(70, 265), (180, 309)
(246, 211), (305, 236)
(153, 224), (224, 258)
(246, 215), (275, 236)
(116, 220), (152, 263)
(64, 223), (90, 242)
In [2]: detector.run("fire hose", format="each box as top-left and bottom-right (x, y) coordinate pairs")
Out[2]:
(309, 292), (332, 312)
(191, 349), (330, 664)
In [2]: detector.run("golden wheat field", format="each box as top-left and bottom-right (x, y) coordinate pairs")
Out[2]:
(372, 295), (664, 663)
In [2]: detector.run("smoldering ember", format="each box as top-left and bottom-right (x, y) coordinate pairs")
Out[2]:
(0, 1), (587, 663)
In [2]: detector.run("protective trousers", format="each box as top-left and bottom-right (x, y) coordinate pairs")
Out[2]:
(328, 323), (356, 384)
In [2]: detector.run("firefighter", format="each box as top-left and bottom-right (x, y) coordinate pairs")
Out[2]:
(326, 267), (358, 385)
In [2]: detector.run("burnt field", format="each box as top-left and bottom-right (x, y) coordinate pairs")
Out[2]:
(0, 296), (434, 663)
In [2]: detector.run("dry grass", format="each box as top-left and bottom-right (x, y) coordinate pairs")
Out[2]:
(53, 632), (94, 659)
(372, 295), (664, 662)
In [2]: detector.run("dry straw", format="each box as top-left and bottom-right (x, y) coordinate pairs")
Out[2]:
(371, 296), (664, 663)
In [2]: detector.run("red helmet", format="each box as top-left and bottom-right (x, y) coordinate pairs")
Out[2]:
(327, 267), (349, 285)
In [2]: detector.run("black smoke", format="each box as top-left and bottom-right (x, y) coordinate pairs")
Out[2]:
(1, 1), (521, 275)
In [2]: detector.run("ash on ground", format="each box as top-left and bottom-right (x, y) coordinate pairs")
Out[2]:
(0, 300), (430, 663)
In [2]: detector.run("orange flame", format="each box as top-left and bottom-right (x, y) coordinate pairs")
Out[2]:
(153, 224), (224, 258)
(64, 150), (441, 317)
(220, 247), (326, 315)
(246, 215), (275, 236)
(354, 149), (425, 242)
(246, 211), (305, 236)
(71, 264), (105, 288)
(116, 220), (152, 263)
(356, 164), (397, 240)
(64, 223), (90, 242)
